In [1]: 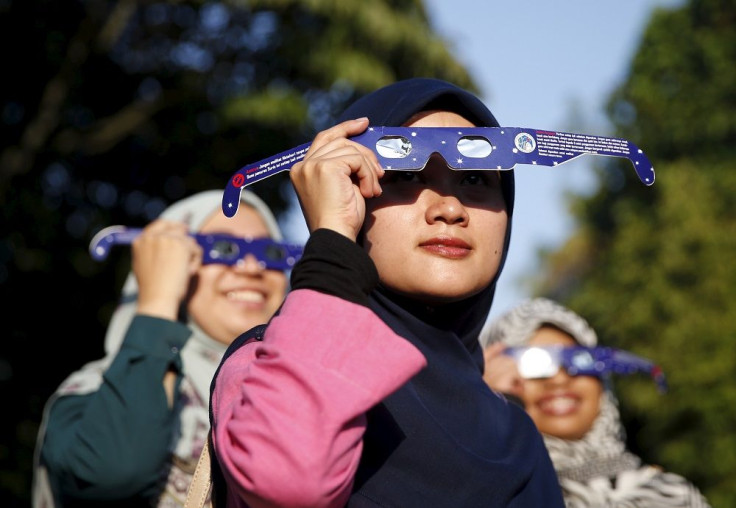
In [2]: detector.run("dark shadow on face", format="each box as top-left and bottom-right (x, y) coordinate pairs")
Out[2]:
(359, 154), (507, 251)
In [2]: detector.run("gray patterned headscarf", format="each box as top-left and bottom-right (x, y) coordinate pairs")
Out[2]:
(481, 298), (711, 507)
(480, 297), (597, 349)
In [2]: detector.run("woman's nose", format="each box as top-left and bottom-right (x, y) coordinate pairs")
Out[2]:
(233, 253), (265, 274)
(424, 192), (469, 226)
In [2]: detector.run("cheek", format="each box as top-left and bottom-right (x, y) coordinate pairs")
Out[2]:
(474, 208), (508, 245)
(577, 377), (604, 416)
(520, 382), (544, 409)
(194, 265), (221, 289)
(266, 272), (288, 300)
(363, 207), (411, 257)
(575, 376), (603, 396)
(187, 266), (222, 307)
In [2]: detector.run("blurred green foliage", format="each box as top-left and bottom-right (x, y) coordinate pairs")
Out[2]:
(535, 0), (736, 505)
(4, 0), (733, 506)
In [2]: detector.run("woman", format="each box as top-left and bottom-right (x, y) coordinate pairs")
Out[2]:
(33, 190), (290, 507)
(482, 297), (711, 507)
(210, 78), (564, 507)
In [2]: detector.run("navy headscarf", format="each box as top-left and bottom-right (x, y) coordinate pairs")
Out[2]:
(338, 77), (514, 370)
(336, 78), (562, 507)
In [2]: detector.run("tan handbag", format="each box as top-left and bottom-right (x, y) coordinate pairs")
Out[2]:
(184, 437), (214, 508)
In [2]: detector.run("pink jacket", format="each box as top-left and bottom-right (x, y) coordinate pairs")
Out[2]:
(211, 289), (426, 508)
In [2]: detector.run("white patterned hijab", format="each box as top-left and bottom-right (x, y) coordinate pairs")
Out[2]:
(103, 189), (282, 358)
(33, 189), (284, 508)
(482, 298), (711, 508)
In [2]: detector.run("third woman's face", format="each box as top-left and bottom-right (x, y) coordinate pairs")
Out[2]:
(520, 326), (603, 440)
(362, 111), (508, 304)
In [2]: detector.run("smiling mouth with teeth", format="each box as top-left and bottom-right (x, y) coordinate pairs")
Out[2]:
(227, 290), (266, 303)
(538, 396), (579, 415)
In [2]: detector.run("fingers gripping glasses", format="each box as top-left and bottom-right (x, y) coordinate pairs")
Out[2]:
(221, 126), (655, 217)
(89, 226), (303, 271)
(503, 345), (668, 393)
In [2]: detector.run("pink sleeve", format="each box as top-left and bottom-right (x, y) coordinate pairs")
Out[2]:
(211, 289), (426, 508)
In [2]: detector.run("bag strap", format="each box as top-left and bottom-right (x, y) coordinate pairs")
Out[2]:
(184, 433), (214, 508)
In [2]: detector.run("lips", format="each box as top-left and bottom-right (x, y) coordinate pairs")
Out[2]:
(226, 289), (266, 305)
(418, 236), (472, 259)
(536, 393), (581, 416)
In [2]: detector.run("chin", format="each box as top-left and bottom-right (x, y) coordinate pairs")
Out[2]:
(403, 285), (486, 306)
(542, 424), (589, 441)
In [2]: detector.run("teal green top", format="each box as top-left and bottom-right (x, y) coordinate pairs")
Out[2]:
(40, 315), (190, 505)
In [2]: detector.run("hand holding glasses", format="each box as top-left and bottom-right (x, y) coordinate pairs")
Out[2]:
(89, 226), (303, 271)
(222, 126), (656, 217)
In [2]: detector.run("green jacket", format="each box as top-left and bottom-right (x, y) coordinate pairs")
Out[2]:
(37, 315), (190, 507)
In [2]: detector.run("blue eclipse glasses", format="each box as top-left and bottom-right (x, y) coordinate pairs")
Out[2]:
(503, 345), (667, 393)
(89, 226), (303, 271)
(222, 126), (655, 218)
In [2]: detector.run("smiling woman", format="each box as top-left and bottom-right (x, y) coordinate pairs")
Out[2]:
(481, 297), (711, 507)
(32, 190), (290, 508)
(514, 325), (603, 440)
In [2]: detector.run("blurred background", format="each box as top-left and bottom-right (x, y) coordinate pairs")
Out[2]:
(2, 0), (734, 506)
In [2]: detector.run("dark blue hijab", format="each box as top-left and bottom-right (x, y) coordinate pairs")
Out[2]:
(338, 78), (563, 507)
(338, 77), (514, 370)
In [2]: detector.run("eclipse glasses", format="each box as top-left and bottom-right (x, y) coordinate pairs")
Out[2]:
(89, 226), (303, 271)
(222, 126), (655, 218)
(503, 345), (667, 393)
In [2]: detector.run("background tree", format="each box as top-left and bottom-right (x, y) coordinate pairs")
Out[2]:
(535, 0), (736, 505)
(0, 1), (478, 505)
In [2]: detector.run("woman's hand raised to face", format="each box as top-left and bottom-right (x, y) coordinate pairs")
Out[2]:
(133, 219), (203, 320)
(483, 342), (524, 399)
(290, 117), (384, 242)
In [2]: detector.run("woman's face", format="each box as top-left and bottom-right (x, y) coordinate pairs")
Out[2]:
(520, 326), (602, 440)
(187, 205), (288, 345)
(362, 111), (508, 304)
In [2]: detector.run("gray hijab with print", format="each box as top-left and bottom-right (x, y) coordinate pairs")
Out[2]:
(483, 298), (710, 508)
(33, 189), (283, 508)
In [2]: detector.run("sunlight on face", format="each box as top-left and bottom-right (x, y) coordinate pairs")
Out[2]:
(362, 111), (508, 304)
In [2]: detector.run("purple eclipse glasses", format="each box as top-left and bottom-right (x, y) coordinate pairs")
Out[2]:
(221, 126), (655, 217)
(503, 345), (667, 393)
(89, 226), (303, 271)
